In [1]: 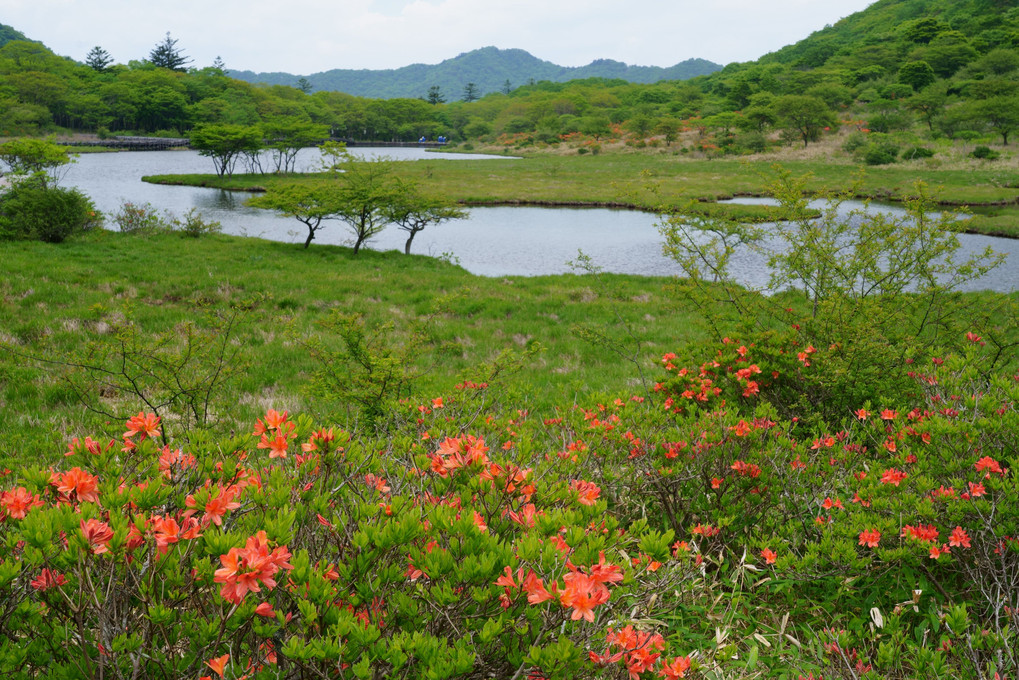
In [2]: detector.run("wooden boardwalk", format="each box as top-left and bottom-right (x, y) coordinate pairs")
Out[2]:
(336, 139), (449, 148)
(61, 136), (448, 151)
(64, 136), (191, 151)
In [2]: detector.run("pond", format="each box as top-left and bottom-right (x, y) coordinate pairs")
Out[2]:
(59, 149), (1018, 292)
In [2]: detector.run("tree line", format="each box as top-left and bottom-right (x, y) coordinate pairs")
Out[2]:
(0, 0), (1017, 155)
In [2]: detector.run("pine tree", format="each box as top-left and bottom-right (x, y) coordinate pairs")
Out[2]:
(149, 32), (191, 71)
(426, 86), (445, 105)
(85, 46), (112, 72)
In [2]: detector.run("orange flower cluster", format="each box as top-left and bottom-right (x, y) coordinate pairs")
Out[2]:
(1, 487), (44, 519)
(254, 409), (296, 459)
(590, 625), (692, 679)
(51, 467), (100, 504)
(495, 552), (624, 624)
(214, 531), (294, 604)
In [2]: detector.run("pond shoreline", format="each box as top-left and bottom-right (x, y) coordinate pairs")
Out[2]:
(141, 174), (1019, 240)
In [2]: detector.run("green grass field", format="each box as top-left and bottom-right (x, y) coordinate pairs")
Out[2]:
(0, 229), (703, 467)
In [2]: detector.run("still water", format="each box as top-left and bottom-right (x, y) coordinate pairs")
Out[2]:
(60, 149), (1018, 292)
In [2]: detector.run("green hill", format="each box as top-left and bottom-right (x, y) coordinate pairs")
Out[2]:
(707, 0), (1019, 94)
(228, 46), (721, 99)
(0, 22), (28, 48)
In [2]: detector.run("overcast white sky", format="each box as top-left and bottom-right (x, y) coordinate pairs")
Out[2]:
(1, 0), (876, 74)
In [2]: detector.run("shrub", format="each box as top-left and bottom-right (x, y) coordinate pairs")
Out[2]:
(111, 201), (170, 234)
(901, 145), (935, 160)
(0, 179), (100, 243)
(735, 131), (768, 154)
(4, 332), (1017, 678)
(971, 145), (1000, 160)
(863, 142), (899, 165)
(111, 203), (221, 238)
(173, 208), (222, 238)
(841, 131), (869, 153)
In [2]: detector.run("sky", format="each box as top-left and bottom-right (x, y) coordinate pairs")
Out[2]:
(0, 0), (878, 74)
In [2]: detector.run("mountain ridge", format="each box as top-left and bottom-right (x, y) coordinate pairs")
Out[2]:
(228, 46), (721, 99)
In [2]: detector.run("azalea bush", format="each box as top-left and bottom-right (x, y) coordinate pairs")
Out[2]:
(0, 406), (697, 679)
(1, 329), (1016, 679)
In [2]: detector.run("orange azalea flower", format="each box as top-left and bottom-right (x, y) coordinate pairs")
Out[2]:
(523, 571), (555, 604)
(214, 531), (293, 604)
(124, 412), (161, 440)
(215, 547), (265, 603)
(559, 572), (609, 622)
(761, 547), (777, 564)
(660, 655), (693, 679)
(589, 552), (624, 585)
(255, 601), (277, 617)
(508, 503), (537, 528)
(572, 479), (601, 506)
(150, 516), (182, 555)
(974, 456), (1003, 477)
(30, 568), (67, 591)
(495, 565), (521, 588)
(202, 486), (241, 527)
(80, 518), (114, 555)
(157, 447), (195, 479)
(54, 467), (100, 504)
(364, 473), (390, 494)
(258, 433), (289, 459)
(880, 468), (907, 486)
(949, 526), (971, 548)
(858, 529), (881, 548)
(1, 487), (44, 519)
(206, 654), (229, 678)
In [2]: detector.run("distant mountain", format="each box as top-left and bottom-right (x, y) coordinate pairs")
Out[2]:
(229, 47), (721, 99)
(0, 23), (28, 48)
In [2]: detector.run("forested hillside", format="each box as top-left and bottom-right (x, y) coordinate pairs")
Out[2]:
(228, 46), (721, 99)
(0, 0), (1017, 159)
(0, 22), (27, 48)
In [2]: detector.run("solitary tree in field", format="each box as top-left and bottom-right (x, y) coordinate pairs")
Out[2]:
(774, 95), (836, 147)
(386, 184), (466, 254)
(974, 95), (1019, 145)
(149, 32), (191, 71)
(330, 157), (404, 254)
(248, 183), (344, 248)
(85, 46), (113, 72)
